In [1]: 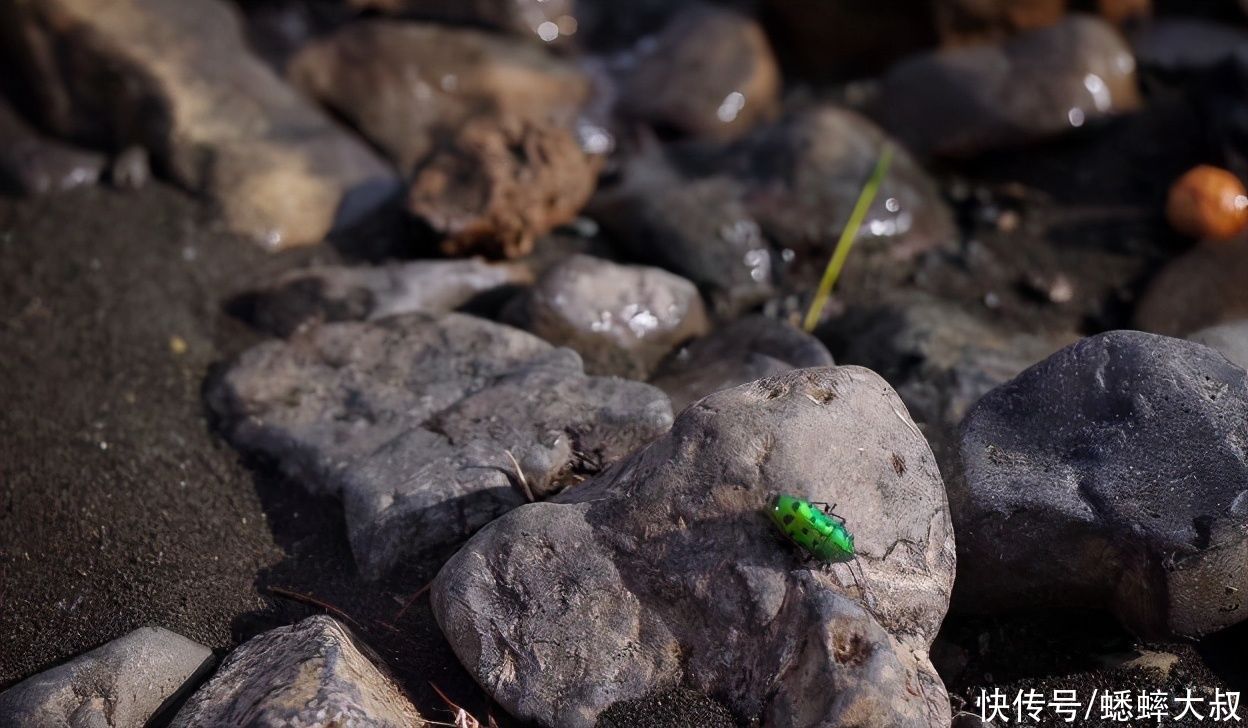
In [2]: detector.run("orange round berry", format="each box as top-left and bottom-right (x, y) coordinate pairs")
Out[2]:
(1166, 165), (1248, 242)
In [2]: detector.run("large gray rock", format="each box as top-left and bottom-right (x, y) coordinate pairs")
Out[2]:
(651, 314), (834, 412)
(289, 20), (590, 173)
(209, 312), (672, 578)
(0, 627), (212, 728)
(878, 15), (1141, 157)
(953, 331), (1248, 638)
(434, 367), (955, 727)
(2, 0), (398, 249)
(247, 258), (534, 336)
(515, 254), (710, 379)
(171, 616), (423, 727)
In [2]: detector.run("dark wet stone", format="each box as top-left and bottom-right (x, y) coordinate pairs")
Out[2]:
(0, 96), (104, 196)
(878, 15), (1142, 157)
(514, 254), (710, 379)
(827, 294), (1071, 469)
(1130, 19), (1248, 74)
(727, 106), (957, 292)
(1136, 245), (1248, 336)
(3, 0), (399, 248)
(765, 0), (939, 77)
(591, 149), (775, 317)
(289, 20), (590, 173)
(651, 314), (833, 412)
(408, 115), (602, 259)
(617, 3), (780, 141)
(209, 312), (672, 578)
(171, 616), (422, 726)
(433, 367), (955, 727)
(0, 627), (212, 728)
(245, 258), (534, 337)
(952, 331), (1248, 638)
(934, 0), (1066, 46)
(346, 0), (574, 44)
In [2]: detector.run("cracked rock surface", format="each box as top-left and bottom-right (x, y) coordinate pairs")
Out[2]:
(952, 330), (1248, 638)
(0, 626), (212, 728)
(433, 366), (955, 727)
(171, 615), (423, 727)
(209, 312), (673, 579)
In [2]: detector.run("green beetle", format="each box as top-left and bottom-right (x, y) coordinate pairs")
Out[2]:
(769, 493), (855, 564)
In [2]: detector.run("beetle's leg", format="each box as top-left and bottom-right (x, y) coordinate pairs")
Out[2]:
(811, 501), (848, 523)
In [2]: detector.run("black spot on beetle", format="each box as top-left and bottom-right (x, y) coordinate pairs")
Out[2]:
(791, 501), (801, 512)
(783, 514), (794, 525)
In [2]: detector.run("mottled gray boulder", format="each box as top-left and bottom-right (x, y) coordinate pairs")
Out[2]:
(591, 153), (775, 317)
(247, 258), (533, 336)
(290, 20), (589, 173)
(651, 315), (833, 412)
(210, 312), (672, 578)
(434, 367), (955, 727)
(171, 616), (422, 727)
(1190, 320), (1248, 371)
(515, 255), (710, 379)
(829, 295), (1071, 469)
(0, 627), (212, 728)
(3, 0), (398, 248)
(953, 331), (1248, 638)
(617, 3), (780, 141)
(878, 15), (1141, 157)
(0, 96), (104, 196)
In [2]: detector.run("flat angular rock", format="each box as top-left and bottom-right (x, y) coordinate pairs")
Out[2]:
(4, 0), (399, 248)
(0, 626), (212, 728)
(209, 312), (672, 578)
(434, 367), (955, 727)
(289, 20), (590, 173)
(247, 258), (533, 336)
(618, 3), (780, 141)
(515, 254), (710, 379)
(953, 331), (1248, 638)
(171, 616), (422, 727)
(651, 314), (833, 412)
(408, 115), (602, 259)
(878, 15), (1141, 156)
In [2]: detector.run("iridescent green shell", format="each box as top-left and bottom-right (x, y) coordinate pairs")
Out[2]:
(769, 493), (855, 564)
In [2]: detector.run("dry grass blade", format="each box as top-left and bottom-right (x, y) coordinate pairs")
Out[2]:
(429, 682), (485, 728)
(802, 145), (895, 333)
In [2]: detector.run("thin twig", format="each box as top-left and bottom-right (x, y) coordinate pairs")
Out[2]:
(391, 580), (434, 623)
(267, 586), (367, 632)
(802, 145), (895, 332)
